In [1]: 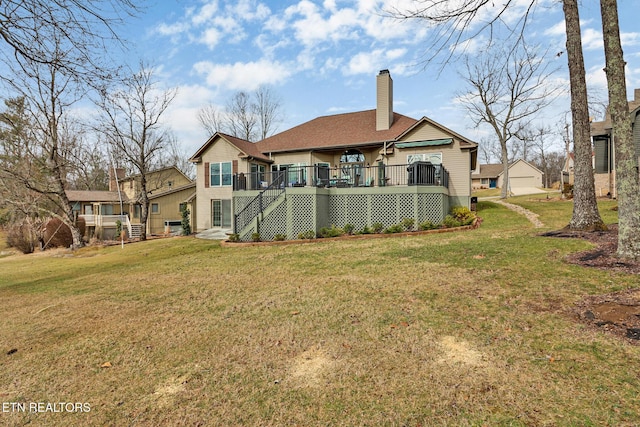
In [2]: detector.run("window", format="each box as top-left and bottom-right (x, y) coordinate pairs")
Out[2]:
(212, 199), (232, 228)
(134, 204), (141, 219)
(407, 153), (442, 164)
(481, 178), (489, 185)
(151, 203), (159, 214)
(168, 180), (173, 188)
(250, 163), (266, 189)
(271, 163), (307, 187)
(210, 162), (232, 186)
(100, 204), (113, 215)
(340, 149), (365, 163)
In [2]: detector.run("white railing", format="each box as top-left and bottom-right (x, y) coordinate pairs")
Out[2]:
(79, 214), (129, 228)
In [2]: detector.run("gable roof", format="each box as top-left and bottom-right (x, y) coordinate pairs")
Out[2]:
(591, 89), (640, 136)
(190, 132), (272, 163)
(148, 182), (196, 200)
(256, 110), (418, 153)
(473, 159), (543, 178)
(66, 190), (128, 203)
(473, 163), (505, 179)
(120, 165), (192, 183)
(397, 117), (478, 148)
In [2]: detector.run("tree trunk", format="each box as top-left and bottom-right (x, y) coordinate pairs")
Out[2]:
(600, 0), (640, 259)
(563, 0), (606, 231)
(138, 169), (148, 241)
(500, 142), (510, 199)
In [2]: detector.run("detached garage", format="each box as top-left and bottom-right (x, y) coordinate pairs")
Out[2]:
(472, 159), (543, 191)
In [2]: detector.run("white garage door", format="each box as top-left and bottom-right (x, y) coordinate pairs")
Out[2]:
(510, 176), (538, 188)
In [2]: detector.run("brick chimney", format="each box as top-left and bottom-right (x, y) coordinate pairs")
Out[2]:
(376, 69), (393, 131)
(109, 167), (125, 192)
(635, 88), (640, 102)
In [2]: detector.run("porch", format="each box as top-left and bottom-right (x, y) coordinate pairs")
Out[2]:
(233, 163), (449, 191)
(231, 164), (451, 241)
(79, 214), (142, 240)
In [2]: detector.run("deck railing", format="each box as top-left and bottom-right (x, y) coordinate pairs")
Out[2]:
(232, 163), (449, 191)
(233, 171), (286, 234)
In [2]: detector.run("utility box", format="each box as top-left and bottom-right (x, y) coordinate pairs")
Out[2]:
(470, 196), (478, 211)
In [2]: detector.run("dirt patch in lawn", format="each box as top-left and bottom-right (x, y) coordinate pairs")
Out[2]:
(542, 224), (640, 344)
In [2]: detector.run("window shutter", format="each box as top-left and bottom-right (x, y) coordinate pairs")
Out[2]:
(204, 162), (210, 188)
(232, 160), (238, 174)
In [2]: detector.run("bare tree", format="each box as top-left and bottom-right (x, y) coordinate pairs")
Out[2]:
(563, 0), (606, 231)
(522, 125), (561, 188)
(0, 0), (139, 84)
(254, 86), (283, 140)
(97, 62), (177, 241)
(389, 0), (606, 228)
(459, 41), (559, 198)
(197, 103), (225, 137)
(198, 87), (284, 142)
(600, 0), (640, 259)
(226, 91), (257, 142)
(0, 42), (87, 248)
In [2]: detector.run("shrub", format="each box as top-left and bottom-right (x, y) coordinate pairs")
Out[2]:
(450, 206), (476, 226)
(41, 217), (85, 249)
(383, 224), (404, 234)
(372, 222), (384, 233)
(359, 225), (373, 235)
(227, 233), (240, 242)
(419, 220), (438, 231)
(298, 230), (316, 239)
(274, 233), (286, 241)
(442, 215), (462, 228)
(251, 232), (261, 242)
(115, 220), (123, 239)
(343, 223), (355, 235)
(180, 205), (191, 236)
(318, 225), (343, 238)
(6, 218), (41, 254)
(401, 217), (415, 231)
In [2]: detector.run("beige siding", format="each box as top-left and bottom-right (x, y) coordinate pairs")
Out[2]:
(194, 137), (241, 231)
(508, 160), (543, 187)
(391, 122), (473, 200)
(147, 187), (194, 235)
(120, 168), (190, 201)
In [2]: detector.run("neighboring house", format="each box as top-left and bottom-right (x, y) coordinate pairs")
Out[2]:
(189, 70), (478, 241)
(67, 166), (196, 239)
(472, 159), (543, 191)
(561, 153), (575, 188)
(590, 88), (640, 198)
(117, 166), (195, 233)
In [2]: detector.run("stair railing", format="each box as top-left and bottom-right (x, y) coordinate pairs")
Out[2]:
(233, 171), (286, 234)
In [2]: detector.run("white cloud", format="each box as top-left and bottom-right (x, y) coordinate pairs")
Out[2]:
(544, 20), (565, 37)
(582, 28), (603, 51)
(191, 1), (219, 26)
(200, 28), (222, 49)
(622, 32), (640, 47)
(345, 48), (407, 75)
(193, 59), (294, 91)
(161, 84), (217, 154)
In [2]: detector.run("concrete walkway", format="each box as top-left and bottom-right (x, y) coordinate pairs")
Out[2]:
(196, 228), (232, 240)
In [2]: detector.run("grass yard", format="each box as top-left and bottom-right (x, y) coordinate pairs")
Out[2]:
(1, 199), (639, 426)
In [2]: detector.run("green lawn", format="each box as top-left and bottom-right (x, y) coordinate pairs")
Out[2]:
(1, 199), (638, 426)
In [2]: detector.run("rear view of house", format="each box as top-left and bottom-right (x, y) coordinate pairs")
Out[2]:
(190, 70), (478, 241)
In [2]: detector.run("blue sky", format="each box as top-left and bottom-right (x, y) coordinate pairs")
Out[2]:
(122, 0), (640, 157)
